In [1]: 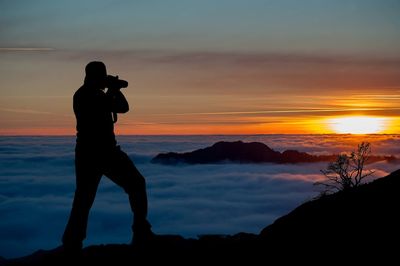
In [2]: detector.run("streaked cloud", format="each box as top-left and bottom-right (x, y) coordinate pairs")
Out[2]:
(56, 49), (400, 68)
(133, 50), (400, 67)
(0, 48), (55, 52)
(151, 107), (400, 117)
(81, 49), (400, 93)
(0, 108), (54, 115)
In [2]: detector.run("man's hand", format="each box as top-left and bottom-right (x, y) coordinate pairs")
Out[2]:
(106, 75), (128, 90)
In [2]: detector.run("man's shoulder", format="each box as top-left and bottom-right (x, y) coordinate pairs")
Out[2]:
(74, 85), (105, 99)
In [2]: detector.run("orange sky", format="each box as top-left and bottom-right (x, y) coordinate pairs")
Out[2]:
(1, 1), (400, 135)
(0, 55), (400, 135)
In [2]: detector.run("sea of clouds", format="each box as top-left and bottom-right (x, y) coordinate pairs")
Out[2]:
(1, 134), (399, 258)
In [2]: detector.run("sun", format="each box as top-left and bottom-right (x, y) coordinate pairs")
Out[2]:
(327, 116), (389, 134)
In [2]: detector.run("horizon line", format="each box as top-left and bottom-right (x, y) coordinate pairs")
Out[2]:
(1, 133), (399, 137)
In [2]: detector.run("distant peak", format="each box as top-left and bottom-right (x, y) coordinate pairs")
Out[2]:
(151, 141), (397, 165)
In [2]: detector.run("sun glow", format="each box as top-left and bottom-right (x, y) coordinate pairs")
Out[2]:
(327, 116), (389, 134)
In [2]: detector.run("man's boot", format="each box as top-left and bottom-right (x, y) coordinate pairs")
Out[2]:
(131, 220), (155, 246)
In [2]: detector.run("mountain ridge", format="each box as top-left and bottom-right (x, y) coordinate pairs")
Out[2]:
(151, 140), (397, 164)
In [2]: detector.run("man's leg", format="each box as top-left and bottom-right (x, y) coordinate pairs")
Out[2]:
(104, 147), (153, 242)
(62, 152), (102, 250)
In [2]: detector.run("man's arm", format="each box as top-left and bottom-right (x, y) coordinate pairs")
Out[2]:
(107, 89), (129, 113)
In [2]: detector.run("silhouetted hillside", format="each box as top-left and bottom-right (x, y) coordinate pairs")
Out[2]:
(3, 169), (398, 265)
(151, 140), (396, 165)
(260, 169), (400, 252)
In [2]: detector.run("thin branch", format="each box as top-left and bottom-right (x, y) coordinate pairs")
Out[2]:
(316, 142), (373, 195)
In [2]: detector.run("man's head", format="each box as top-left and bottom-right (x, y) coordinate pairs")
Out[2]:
(84, 61), (107, 89)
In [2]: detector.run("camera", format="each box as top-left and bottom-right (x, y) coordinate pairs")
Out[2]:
(106, 75), (128, 90)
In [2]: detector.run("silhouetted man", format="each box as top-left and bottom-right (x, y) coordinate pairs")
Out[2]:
(62, 61), (153, 252)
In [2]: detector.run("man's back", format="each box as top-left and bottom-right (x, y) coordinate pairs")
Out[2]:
(73, 84), (116, 150)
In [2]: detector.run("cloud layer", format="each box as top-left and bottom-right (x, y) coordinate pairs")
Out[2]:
(0, 135), (399, 258)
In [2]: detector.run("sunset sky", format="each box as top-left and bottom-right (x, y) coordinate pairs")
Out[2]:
(1, 0), (400, 135)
